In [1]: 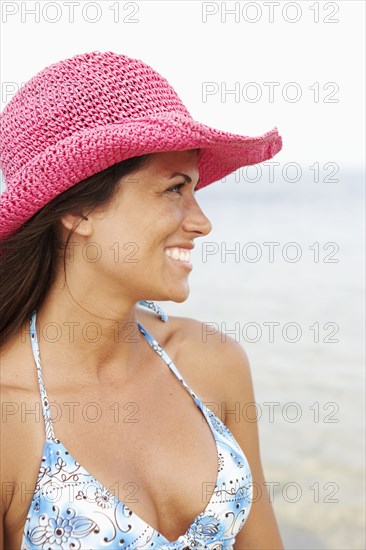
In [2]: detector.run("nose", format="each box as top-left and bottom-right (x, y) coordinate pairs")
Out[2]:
(181, 196), (213, 237)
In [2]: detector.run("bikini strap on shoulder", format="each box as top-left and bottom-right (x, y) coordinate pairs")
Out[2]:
(137, 320), (201, 408)
(29, 310), (56, 441)
(138, 300), (168, 322)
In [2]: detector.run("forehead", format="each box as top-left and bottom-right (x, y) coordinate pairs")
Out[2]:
(144, 149), (199, 176)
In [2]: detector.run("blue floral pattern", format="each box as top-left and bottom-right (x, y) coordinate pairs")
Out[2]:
(21, 301), (252, 549)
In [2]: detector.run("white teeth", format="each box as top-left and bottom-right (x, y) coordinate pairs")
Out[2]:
(165, 247), (191, 263)
(172, 248), (180, 261)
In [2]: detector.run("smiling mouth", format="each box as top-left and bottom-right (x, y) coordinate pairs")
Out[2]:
(164, 247), (191, 263)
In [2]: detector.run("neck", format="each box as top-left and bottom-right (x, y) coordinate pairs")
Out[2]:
(29, 282), (149, 384)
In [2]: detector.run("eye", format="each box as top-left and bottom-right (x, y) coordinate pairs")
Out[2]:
(166, 182), (185, 194)
(166, 183), (198, 196)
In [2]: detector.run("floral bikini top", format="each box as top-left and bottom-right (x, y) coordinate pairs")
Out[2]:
(21, 301), (253, 549)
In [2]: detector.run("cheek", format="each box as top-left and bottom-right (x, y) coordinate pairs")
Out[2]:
(93, 205), (177, 265)
(96, 220), (149, 269)
(87, 220), (124, 267)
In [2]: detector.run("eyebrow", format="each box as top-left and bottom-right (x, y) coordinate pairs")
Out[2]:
(168, 172), (201, 190)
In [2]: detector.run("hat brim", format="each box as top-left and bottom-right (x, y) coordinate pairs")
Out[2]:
(0, 112), (282, 240)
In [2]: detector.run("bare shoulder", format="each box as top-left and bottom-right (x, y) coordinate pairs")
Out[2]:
(0, 318), (35, 397)
(138, 305), (252, 418)
(163, 312), (253, 418)
(171, 314), (250, 372)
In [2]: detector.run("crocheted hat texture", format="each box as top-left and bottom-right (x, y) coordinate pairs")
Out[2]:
(0, 51), (283, 240)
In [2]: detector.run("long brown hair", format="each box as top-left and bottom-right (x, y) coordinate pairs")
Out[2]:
(0, 154), (151, 347)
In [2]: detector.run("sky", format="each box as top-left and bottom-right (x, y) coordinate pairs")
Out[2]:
(0, 0), (365, 184)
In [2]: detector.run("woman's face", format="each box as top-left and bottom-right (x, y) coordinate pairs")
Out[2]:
(61, 149), (213, 305)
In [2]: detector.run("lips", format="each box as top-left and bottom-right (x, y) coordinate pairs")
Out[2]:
(165, 242), (195, 250)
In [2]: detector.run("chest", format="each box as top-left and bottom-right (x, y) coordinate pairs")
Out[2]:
(7, 352), (223, 547)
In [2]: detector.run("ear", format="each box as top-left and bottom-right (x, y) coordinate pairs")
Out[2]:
(59, 213), (93, 237)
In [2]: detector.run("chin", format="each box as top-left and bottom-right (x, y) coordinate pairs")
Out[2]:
(171, 291), (190, 304)
(159, 285), (190, 303)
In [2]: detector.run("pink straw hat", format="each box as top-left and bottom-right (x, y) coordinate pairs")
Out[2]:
(0, 51), (283, 241)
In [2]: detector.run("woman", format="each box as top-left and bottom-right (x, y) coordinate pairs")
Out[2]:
(0, 52), (284, 549)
